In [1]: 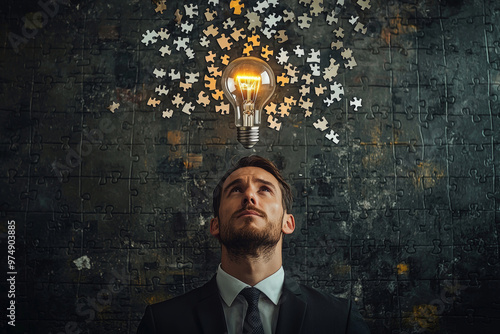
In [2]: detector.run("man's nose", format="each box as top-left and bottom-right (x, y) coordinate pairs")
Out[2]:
(242, 187), (257, 206)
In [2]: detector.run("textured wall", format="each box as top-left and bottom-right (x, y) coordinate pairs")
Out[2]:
(1, 0), (499, 333)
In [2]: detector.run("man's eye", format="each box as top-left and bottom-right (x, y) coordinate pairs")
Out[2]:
(260, 187), (271, 192)
(230, 187), (241, 193)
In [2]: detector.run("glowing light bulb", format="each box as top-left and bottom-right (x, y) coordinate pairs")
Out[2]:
(222, 57), (276, 149)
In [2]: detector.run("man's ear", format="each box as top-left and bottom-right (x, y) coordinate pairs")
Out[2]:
(210, 217), (220, 237)
(282, 213), (295, 235)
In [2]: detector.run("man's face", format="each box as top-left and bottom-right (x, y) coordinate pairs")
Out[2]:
(210, 166), (295, 257)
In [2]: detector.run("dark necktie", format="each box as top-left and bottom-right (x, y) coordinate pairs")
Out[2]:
(239, 287), (265, 334)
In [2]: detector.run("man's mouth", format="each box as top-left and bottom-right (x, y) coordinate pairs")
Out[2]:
(237, 210), (262, 218)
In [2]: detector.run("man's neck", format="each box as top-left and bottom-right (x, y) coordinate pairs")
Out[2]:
(220, 244), (283, 286)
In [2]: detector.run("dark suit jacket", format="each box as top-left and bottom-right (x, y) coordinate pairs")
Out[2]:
(137, 275), (370, 334)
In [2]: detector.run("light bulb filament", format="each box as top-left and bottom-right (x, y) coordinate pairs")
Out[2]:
(236, 75), (261, 126)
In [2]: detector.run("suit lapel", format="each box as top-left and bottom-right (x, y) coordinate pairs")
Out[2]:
(194, 276), (228, 334)
(275, 276), (307, 334)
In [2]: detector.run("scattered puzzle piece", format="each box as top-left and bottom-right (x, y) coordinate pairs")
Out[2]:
(230, 0), (245, 15)
(325, 129), (340, 144)
(182, 102), (195, 115)
(147, 97), (161, 107)
(197, 91), (210, 107)
(107, 102), (120, 113)
(141, 30), (158, 46)
(155, 85), (169, 96)
(153, 68), (166, 78)
(162, 108), (173, 118)
(313, 117), (329, 131)
(261, 45), (273, 61)
(216, 103), (230, 115)
(268, 115), (282, 131)
(350, 97), (362, 111)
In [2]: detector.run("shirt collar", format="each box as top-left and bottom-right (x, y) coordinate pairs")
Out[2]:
(216, 264), (284, 307)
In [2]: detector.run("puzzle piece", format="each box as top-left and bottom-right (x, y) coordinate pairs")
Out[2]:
(182, 102), (195, 115)
(204, 8), (217, 21)
(205, 51), (216, 63)
(247, 34), (261, 47)
(207, 65), (222, 78)
(326, 10), (338, 25)
(265, 102), (277, 115)
(216, 102), (230, 115)
(171, 93), (184, 108)
(267, 115), (282, 131)
(153, 68), (166, 78)
(307, 49), (320, 63)
(245, 11), (262, 31)
(293, 45), (305, 57)
(147, 97), (161, 107)
(242, 43), (253, 56)
(283, 9), (295, 22)
(230, 0), (245, 15)
(155, 85), (169, 96)
(297, 14), (312, 29)
(278, 103), (291, 117)
(344, 57), (357, 69)
(173, 37), (189, 51)
(199, 36), (210, 47)
(185, 72), (200, 84)
(330, 82), (344, 101)
(197, 91), (210, 107)
(323, 59), (339, 81)
(179, 82), (192, 92)
(350, 97), (362, 111)
(276, 49), (289, 65)
(274, 30), (288, 44)
(310, 0), (324, 16)
(181, 22), (193, 34)
(217, 34), (232, 50)
(299, 85), (310, 96)
(157, 28), (170, 40)
(184, 4), (198, 18)
(169, 69), (181, 80)
(313, 116), (329, 131)
(211, 89), (224, 101)
(253, 0), (269, 13)
(265, 13), (282, 28)
(315, 84), (327, 96)
(325, 129), (340, 144)
(223, 18), (235, 30)
(203, 24), (219, 37)
(159, 45), (171, 57)
(107, 102), (120, 113)
(155, 0), (166, 14)
(261, 45), (273, 61)
(261, 27), (276, 40)
(141, 30), (158, 45)
(309, 63), (321, 76)
(231, 28), (245, 41)
(162, 108), (173, 118)
(354, 22), (367, 34)
(220, 54), (230, 65)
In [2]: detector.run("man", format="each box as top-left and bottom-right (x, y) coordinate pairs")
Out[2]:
(137, 155), (370, 334)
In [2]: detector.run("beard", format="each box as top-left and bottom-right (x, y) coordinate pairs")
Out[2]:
(218, 207), (283, 260)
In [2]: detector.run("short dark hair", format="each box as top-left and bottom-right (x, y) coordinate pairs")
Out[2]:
(212, 155), (293, 218)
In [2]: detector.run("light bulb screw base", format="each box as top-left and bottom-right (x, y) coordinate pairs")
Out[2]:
(237, 126), (259, 149)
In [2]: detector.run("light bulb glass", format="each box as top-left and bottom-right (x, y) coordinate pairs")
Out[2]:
(221, 57), (276, 148)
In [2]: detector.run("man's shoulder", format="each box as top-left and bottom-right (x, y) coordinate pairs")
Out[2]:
(295, 282), (351, 310)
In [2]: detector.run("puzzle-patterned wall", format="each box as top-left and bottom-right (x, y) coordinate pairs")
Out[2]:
(1, 0), (499, 333)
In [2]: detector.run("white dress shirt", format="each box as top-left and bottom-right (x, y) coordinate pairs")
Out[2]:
(216, 264), (284, 334)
